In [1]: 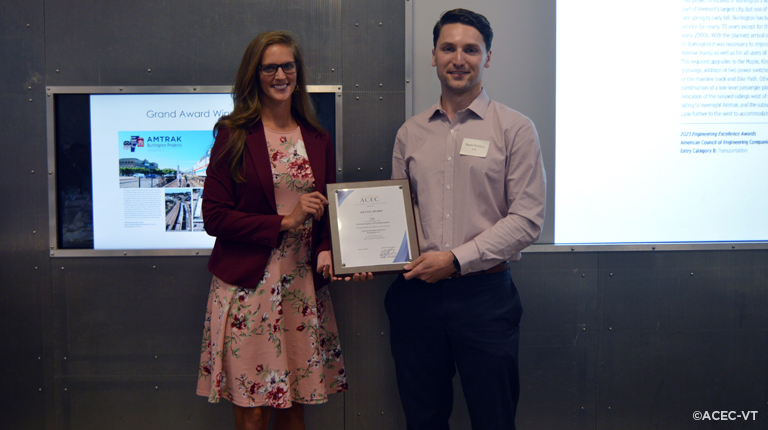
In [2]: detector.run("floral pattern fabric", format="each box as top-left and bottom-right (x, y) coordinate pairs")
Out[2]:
(196, 126), (346, 408)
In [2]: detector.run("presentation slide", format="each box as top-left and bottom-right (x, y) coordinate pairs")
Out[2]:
(556, 0), (768, 244)
(90, 93), (232, 249)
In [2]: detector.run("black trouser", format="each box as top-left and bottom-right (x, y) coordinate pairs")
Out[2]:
(385, 271), (522, 430)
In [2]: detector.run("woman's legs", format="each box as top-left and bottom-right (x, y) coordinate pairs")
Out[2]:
(233, 404), (270, 430)
(232, 403), (305, 430)
(273, 403), (305, 430)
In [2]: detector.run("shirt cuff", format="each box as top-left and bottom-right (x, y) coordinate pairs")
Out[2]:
(451, 241), (481, 275)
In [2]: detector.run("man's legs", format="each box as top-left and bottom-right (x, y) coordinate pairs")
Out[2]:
(450, 271), (522, 430)
(386, 275), (456, 430)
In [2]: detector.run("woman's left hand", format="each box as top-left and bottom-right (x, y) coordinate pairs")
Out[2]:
(317, 250), (336, 280)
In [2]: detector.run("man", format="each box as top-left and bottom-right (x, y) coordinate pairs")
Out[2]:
(387, 8), (546, 430)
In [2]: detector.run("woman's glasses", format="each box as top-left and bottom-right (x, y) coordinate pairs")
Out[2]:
(258, 62), (299, 76)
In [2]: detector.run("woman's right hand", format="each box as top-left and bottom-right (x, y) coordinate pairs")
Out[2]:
(280, 191), (328, 231)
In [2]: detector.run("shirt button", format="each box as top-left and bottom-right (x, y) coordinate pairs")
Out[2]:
(446, 214), (451, 219)
(450, 129), (455, 134)
(446, 185), (451, 190)
(447, 156), (452, 161)
(445, 243), (450, 248)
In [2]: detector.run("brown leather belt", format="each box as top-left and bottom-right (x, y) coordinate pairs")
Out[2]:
(450, 261), (509, 278)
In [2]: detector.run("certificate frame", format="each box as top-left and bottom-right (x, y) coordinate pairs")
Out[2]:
(326, 179), (420, 275)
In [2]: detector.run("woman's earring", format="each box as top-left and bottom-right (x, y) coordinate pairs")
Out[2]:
(294, 85), (300, 94)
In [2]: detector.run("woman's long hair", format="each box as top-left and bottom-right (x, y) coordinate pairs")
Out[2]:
(214, 31), (322, 183)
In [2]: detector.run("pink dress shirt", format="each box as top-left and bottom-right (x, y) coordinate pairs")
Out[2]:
(392, 89), (546, 274)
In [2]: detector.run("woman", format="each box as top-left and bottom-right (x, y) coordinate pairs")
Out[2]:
(196, 31), (346, 430)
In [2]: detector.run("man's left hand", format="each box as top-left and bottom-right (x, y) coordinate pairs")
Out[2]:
(403, 251), (456, 283)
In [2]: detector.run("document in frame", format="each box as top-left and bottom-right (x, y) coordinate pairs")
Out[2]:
(327, 179), (420, 275)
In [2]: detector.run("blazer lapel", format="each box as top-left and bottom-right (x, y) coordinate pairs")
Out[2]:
(245, 121), (278, 213)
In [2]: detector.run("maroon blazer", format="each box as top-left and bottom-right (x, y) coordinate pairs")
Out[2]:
(203, 119), (335, 289)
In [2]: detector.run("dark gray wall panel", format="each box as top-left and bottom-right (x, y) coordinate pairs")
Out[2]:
(341, 92), (404, 183)
(599, 251), (767, 332)
(0, 1), (49, 429)
(596, 251), (768, 429)
(0, 12), (49, 252)
(44, 0), (342, 86)
(0, 251), (49, 430)
(332, 276), (406, 429)
(51, 258), (210, 363)
(304, 393), (344, 430)
(515, 253), (598, 430)
(49, 257), (222, 429)
(341, 0), (404, 93)
(598, 331), (766, 430)
(0, 94), (49, 251)
(61, 380), (232, 430)
(0, 18), (45, 93)
(338, 0), (404, 186)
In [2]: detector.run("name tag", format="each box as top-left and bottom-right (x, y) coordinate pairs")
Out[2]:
(459, 138), (490, 158)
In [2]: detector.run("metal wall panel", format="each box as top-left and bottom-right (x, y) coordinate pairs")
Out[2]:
(340, 92), (404, 183)
(341, 0), (405, 94)
(336, 3), (406, 427)
(0, 2), (49, 430)
(49, 257), (230, 429)
(44, 0), (343, 87)
(596, 251), (767, 429)
(339, 0), (406, 187)
(334, 1), (405, 430)
(0, 251), (49, 430)
(0, 45), (48, 251)
(514, 252), (599, 430)
(0, 92), (49, 251)
(332, 276), (406, 430)
(0, 13), (44, 94)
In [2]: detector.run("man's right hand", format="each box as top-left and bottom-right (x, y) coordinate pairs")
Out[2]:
(403, 251), (456, 283)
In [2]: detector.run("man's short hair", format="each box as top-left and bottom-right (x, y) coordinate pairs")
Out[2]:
(432, 8), (493, 51)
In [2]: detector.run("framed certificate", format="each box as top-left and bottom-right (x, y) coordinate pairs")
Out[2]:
(326, 179), (420, 275)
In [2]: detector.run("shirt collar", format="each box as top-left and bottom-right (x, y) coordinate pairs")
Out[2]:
(429, 88), (491, 120)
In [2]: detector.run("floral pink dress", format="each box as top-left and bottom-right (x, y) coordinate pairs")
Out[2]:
(196, 126), (347, 408)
